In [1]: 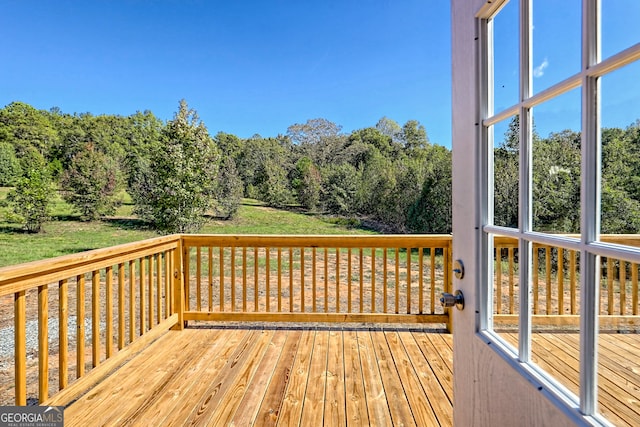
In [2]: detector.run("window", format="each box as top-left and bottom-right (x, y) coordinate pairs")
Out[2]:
(478, 0), (640, 422)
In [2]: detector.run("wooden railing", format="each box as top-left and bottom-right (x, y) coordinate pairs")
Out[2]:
(0, 234), (452, 406)
(0, 235), (182, 406)
(493, 235), (640, 328)
(180, 235), (452, 325)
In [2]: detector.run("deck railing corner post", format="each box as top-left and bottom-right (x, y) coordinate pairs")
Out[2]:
(171, 235), (186, 330)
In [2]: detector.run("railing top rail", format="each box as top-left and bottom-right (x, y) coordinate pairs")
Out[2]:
(181, 234), (453, 248)
(0, 234), (181, 297)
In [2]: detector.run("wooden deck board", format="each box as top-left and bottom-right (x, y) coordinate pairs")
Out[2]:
(63, 326), (453, 426)
(58, 325), (639, 427)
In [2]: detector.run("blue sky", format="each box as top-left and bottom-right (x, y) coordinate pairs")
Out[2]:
(0, 0), (453, 146)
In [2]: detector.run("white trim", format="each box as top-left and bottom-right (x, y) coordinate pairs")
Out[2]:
(579, 0), (601, 414)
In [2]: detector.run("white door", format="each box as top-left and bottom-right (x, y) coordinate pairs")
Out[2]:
(451, 0), (640, 425)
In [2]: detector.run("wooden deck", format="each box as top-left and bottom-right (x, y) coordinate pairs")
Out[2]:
(502, 332), (640, 427)
(60, 325), (454, 426)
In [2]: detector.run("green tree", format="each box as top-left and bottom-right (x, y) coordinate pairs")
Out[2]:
(292, 156), (321, 210)
(7, 147), (52, 232)
(132, 100), (220, 233)
(0, 141), (21, 185)
(321, 163), (359, 216)
(214, 156), (243, 219)
(401, 120), (429, 152)
(60, 144), (122, 221)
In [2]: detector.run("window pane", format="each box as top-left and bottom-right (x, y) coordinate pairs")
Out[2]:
(532, 0), (581, 94)
(493, 234), (520, 350)
(493, 115), (519, 228)
(602, 0), (640, 61)
(530, 242), (581, 403)
(600, 60), (640, 242)
(532, 88), (581, 234)
(598, 254), (640, 426)
(492, 0), (519, 113)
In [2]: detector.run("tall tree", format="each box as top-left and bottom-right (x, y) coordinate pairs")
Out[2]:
(132, 100), (220, 233)
(7, 147), (52, 232)
(60, 144), (122, 221)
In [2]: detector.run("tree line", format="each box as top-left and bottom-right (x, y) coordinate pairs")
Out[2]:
(0, 100), (450, 234)
(1, 100), (638, 235)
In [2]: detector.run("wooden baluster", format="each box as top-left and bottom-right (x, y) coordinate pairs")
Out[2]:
(558, 248), (564, 315)
(118, 263), (125, 349)
(608, 257), (614, 315)
(324, 248), (329, 313)
(220, 247), (225, 312)
(15, 290), (26, 405)
(156, 255), (162, 324)
(184, 248), (190, 312)
(496, 247), (502, 314)
(300, 248), (305, 313)
(106, 266), (113, 358)
(38, 284), (48, 402)
(347, 248), (352, 313)
(140, 258), (146, 335)
(252, 248), (258, 311)
(148, 256), (153, 331)
(128, 261), (135, 343)
(417, 248), (423, 314)
(570, 250), (577, 314)
(383, 249), (388, 313)
(165, 251), (171, 318)
(372, 248), (377, 313)
(77, 274), (85, 378)
(312, 248), (317, 313)
(92, 269), (101, 367)
(407, 248), (412, 314)
(289, 248), (294, 312)
(266, 247), (271, 312)
(278, 248), (283, 312)
(336, 248), (340, 313)
(242, 247), (248, 312)
(359, 248), (364, 313)
(231, 247), (236, 312)
(395, 248), (400, 314)
(208, 246), (213, 312)
(533, 246), (539, 314)
(620, 260), (626, 315)
(430, 249), (436, 314)
(59, 279), (68, 390)
(632, 263), (638, 315)
(196, 247), (202, 312)
(509, 247), (515, 315)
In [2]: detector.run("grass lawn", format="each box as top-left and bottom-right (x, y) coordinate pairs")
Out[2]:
(0, 189), (375, 267)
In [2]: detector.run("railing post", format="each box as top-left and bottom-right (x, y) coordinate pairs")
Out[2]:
(171, 236), (185, 330)
(445, 240), (454, 333)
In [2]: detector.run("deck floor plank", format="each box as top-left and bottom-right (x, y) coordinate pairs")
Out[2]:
(200, 329), (276, 426)
(412, 332), (454, 404)
(156, 329), (254, 426)
(299, 330), (330, 426)
(59, 326), (640, 427)
(121, 328), (233, 426)
(357, 329), (393, 426)
(370, 330), (417, 427)
(230, 329), (289, 426)
(385, 330), (439, 426)
(254, 329), (303, 426)
(65, 330), (210, 427)
(276, 329), (315, 426)
(323, 330), (347, 426)
(399, 331), (453, 425)
(344, 329), (370, 426)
